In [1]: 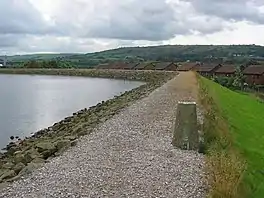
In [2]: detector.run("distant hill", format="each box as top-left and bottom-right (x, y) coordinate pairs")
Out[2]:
(62, 45), (264, 67)
(7, 53), (80, 61)
(5, 45), (264, 67)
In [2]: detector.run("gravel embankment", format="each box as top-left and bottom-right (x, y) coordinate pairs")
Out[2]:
(0, 72), (206, 198)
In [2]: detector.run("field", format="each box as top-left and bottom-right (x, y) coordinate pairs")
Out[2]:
(200, 77), (264, 197)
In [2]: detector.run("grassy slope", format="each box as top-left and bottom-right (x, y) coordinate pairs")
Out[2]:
(202, 78), (264, 197)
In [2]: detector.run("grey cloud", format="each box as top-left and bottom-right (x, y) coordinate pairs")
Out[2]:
(74, 0), (227, 41)
(0, 0), (58, 35)
(183, 0), (264, 24)
(72, 0), (186, 41)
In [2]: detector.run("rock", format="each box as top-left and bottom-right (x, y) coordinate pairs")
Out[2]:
(0, 182), (9, 190)
(56, 140), (71, 151)
(0, 169), (8, 177)
(35, 142), (56, 153)
(64, 136), (77, 141)
(13, 162), (26, 174)
(31, 158), (45, 164)
(14, 153), (26, 164)
(18, 163), (42, 176)
(23, 148), (42, 164)
(0, 170), (16, 180)
(5, 175), (22, 182)
(14, 151), (22, 155)
(70, 140), (78, 147)
(2, 162), (14, 170)
(64, 116), (72, 122)
(72, 126), (83, 135)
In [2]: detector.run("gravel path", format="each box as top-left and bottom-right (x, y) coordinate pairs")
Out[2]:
(0, 72), (206, 198)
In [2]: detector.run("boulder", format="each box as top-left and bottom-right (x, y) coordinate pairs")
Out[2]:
(0, 169), (8, 177)
(2, 162), (14, 170)
(55, 140), (71, 151)
(35, 142), (57, 159)
(0, 153), (4, 159)
(23, 148), (42, 163)
(0, 170), (16, 180)
(13, 162), (26, 174)
(31, 158), (45, 164)
(70, 140), (78, 147)
(19, 163), (42, 176)
(64, 136), (77, 141)
(0, 182), (9, 190)
(35, 142), (56, 153)
(14, 153), (26, 164)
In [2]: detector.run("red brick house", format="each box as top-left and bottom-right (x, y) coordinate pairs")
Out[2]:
(177, 62), (200, 71)
(123, 63), (139, 70)
(154, 62), (178, 71)
(193, 63), (222, 76)
(134, 62), (155, 70)
(108, 62), (128, 69)
(95, 63), (110, 69)
(214, 64), (237, 77)
(243, 65), (264, 85)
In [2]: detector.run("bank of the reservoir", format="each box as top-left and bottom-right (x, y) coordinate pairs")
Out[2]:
(0, 69), (177, 184)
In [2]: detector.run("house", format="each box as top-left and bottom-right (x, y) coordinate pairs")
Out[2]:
(154, 62), (178, 71)
(177, 62), (200, 71)
(193, 63), (222, 76)
(107, 62), (128, 69)
(242, 65), (264, 85)
(214, 64), (242, 77)
(123, 63), (139, 70)
(95, 63), (110, 69)
(134, 62), (155, 70)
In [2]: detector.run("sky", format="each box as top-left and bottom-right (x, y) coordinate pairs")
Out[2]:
(1, 0), (264, 55)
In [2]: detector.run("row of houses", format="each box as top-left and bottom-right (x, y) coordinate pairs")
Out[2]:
(95, 62), (264, 85)
(180, 62), (264, 85)
(95, 62), (178, 71)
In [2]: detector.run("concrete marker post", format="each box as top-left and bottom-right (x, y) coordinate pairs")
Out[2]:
(172, 101), (199, 150)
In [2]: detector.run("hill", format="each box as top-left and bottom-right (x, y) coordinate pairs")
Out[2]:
(5, 45), (264, 67)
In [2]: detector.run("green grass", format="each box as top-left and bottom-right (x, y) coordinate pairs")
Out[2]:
(201, 77), (264, 197)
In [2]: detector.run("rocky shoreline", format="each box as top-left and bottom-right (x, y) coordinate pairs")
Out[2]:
(0, 69), (177, 184)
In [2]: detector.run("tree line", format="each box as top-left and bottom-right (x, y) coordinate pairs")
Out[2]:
(23, 60), (75, 69)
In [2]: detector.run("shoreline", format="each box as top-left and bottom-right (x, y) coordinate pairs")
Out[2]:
(0, 69), (177, 183)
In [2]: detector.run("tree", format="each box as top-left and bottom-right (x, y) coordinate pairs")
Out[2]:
(232, 66), (246, 90)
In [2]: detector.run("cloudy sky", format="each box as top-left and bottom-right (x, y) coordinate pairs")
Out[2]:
(1, 0), (264, 55)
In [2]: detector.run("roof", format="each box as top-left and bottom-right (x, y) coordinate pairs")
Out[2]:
(108, 62), (128, 69)
(154, 62), (176, 70)
(95, 63), (110, 69)
(134, 62), (153, 69)
(123, 63), (139, 69)
(243, 65), (264, 75)
(215, 64), (237, 74)
(177, 62), (199, 71)
(193, 64), (220, 72)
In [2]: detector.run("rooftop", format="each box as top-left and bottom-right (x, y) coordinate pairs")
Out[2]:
(215, 64), (237, 74)
(177, 62), (199, 71)
(243, 65), (264, 75)
(154, 62), (176, 70)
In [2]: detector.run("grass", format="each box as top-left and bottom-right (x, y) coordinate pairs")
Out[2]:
(199, 76), (264, 198)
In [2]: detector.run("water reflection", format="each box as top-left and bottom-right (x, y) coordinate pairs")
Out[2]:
(0, 74), (144, 148)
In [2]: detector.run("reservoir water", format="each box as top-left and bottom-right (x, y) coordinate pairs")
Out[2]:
(0, 74), (144, 149)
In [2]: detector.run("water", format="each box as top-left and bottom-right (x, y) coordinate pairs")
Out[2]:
(0, 74), (144, 149)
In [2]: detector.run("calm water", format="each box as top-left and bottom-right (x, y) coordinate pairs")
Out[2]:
(0, 74), (144, 148)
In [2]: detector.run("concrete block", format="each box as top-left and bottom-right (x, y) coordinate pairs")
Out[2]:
(172, 101), (199, 150)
